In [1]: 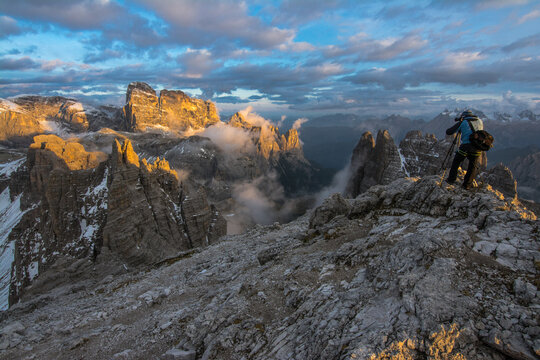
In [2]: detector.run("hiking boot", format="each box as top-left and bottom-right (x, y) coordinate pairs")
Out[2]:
(462, 184), (473, 190)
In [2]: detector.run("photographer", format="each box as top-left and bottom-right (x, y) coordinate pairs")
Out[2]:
(445, 110), (484, 190)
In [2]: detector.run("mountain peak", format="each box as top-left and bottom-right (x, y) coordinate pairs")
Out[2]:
(122, 82), (219, 133)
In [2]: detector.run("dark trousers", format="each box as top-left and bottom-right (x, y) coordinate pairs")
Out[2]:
(447, 144), (481, 188)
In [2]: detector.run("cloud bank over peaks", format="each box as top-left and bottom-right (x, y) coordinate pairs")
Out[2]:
(238, 106), (276, 129)
(199, 122), (256, 155)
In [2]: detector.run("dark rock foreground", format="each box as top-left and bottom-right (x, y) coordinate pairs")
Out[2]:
(0, 176), (538, 360)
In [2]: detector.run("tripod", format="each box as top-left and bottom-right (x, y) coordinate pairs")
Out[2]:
(438, 132), (461, 187)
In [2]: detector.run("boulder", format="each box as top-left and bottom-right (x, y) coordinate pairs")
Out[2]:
(481, 163), (518, 200)
(309, 192), (351, 229)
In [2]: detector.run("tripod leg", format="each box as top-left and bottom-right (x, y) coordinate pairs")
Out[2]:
(439, 133), (460, 187)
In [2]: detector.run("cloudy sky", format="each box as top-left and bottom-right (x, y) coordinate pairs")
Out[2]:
(1, 0), (539, 118)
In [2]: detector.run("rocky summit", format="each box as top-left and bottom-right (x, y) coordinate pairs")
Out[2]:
(123, 82), (220, 132)
(229, 112), (302, 159)
(0, 176), (538, 359)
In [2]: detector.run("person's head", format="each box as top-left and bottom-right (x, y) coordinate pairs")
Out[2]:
(461, 110), (474, 118)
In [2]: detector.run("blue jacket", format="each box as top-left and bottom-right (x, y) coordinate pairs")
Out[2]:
(447, 117), (483, 145)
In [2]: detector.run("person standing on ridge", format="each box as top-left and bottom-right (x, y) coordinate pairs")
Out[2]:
(445, 110), (484, 190)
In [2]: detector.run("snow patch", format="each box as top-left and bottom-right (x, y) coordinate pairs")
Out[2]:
(397, 148), (410, 177)
(80, 219), (99, 243)
(0, 188), (31, 310)
(85, 168), (109, 199)
(0, 98), (21, 113)
(0, 158), (24, 177)
(28, 261), (38, 281)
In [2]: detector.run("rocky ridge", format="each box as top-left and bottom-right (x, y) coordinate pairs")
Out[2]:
(0, 176), (537, 359)
(0, 97), (122, 145)
(345, 129), (503, 200)
(229, 112), (302, 159)
(1, 135), (226, 309)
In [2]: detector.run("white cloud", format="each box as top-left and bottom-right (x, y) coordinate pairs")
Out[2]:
(441, 51), (486, 68)
(292, 117), (308, 130)
(199, 122), (255, 154)
(135, 0), (295, 49)
(518, 8), (540, 24)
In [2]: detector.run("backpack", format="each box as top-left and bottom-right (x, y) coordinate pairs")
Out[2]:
(467, 120), (494, 151)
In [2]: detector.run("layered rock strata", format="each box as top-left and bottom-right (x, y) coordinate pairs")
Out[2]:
(3, 135), (226, 307)
(102, 138), (226, 266)
(122, 82), (219, 132)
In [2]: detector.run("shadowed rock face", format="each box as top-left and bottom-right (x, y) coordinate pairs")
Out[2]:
(9, 135), (109, 304)
(122, 82), (219, 132)
(398, 130), (450, 177)
(6, 136), (226, 307)
(103, 138), (226, 266)
(509, 151), (540, 202)
(345, 130), (405, 198)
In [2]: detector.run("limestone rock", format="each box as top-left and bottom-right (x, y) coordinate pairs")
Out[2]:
(481, 163), (518, 200)
(103, 138), (226, 266)
(0, 96), (122, 146)
(345, 131), (375, 197)
(0, 173), (538, 360)
(5, 135), (226, 307)
(345, 129), (511, 203)
(56, 100), (89, 132)
(0, 98), (43, 145)
(345, 130), (405, 198)
(228, 112), (302, 159)
(399, 130), (449, 177)
(281, 129), (302, 152)
(10, 136), (109, 305)
(309, 192), (351, 229)
(122, 82), (219, 132)
(163, 349), (196, 360)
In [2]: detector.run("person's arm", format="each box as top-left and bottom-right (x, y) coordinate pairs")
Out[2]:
(446, 121), (461, 135)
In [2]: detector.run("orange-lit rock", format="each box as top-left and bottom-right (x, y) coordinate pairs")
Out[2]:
(122, 82), (219, 132)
